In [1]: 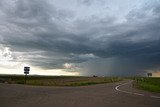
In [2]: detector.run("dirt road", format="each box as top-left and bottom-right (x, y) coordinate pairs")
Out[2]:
(0, 80), (160, 107)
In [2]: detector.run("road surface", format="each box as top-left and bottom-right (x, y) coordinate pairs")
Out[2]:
(0, 80), (160, 107)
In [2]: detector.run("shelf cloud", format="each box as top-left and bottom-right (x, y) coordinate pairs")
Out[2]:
(0, 0), (160, 76)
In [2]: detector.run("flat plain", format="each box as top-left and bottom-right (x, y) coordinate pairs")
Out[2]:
(0, 75), (122, 86)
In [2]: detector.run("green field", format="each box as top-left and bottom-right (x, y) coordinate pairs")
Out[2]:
(133, 77), (160, 93)
(0, 75), (122, 86)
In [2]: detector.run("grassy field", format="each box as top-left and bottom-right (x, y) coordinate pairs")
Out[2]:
(133, 77), (160, 93)
(0, 75), (122, 86)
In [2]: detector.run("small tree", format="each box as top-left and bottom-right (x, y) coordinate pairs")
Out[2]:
(147, 73), (152, 77)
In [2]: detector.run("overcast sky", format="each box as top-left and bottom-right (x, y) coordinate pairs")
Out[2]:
(0, 0), (160, 76)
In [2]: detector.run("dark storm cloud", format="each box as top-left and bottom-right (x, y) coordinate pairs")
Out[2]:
(78, 0), (92, 6)
(0, 0), (160, 75)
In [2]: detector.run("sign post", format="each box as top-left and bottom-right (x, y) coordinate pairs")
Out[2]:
(24, 67), (30, 84)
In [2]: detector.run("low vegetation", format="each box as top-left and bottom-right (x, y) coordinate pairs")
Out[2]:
(0, 75), (122, 86)
(133, 77), (160, 93)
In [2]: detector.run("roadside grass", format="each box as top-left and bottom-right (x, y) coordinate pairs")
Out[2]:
(133, 77), (160, 93)
(0, 75), (122, 86)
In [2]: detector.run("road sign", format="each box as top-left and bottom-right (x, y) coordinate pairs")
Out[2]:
(24, 67), (30, 74)
(24, 67), (30, 84)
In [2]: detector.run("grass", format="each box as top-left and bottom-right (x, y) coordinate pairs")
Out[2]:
(0, 75), (122, 86)
(133, 77), (160, 93)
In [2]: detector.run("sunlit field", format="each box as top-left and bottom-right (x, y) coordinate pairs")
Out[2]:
(0, 75), (122, 86)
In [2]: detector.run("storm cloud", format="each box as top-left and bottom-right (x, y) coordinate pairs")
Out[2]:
(0, 0), (160, 76)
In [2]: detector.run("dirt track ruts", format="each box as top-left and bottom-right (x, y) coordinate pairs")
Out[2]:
(0, 80), (160, 107)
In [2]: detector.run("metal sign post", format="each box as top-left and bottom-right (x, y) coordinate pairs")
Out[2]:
(24, 67), (30, 84)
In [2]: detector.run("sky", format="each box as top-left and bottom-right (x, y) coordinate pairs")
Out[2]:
(0, 0), (160, 76)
